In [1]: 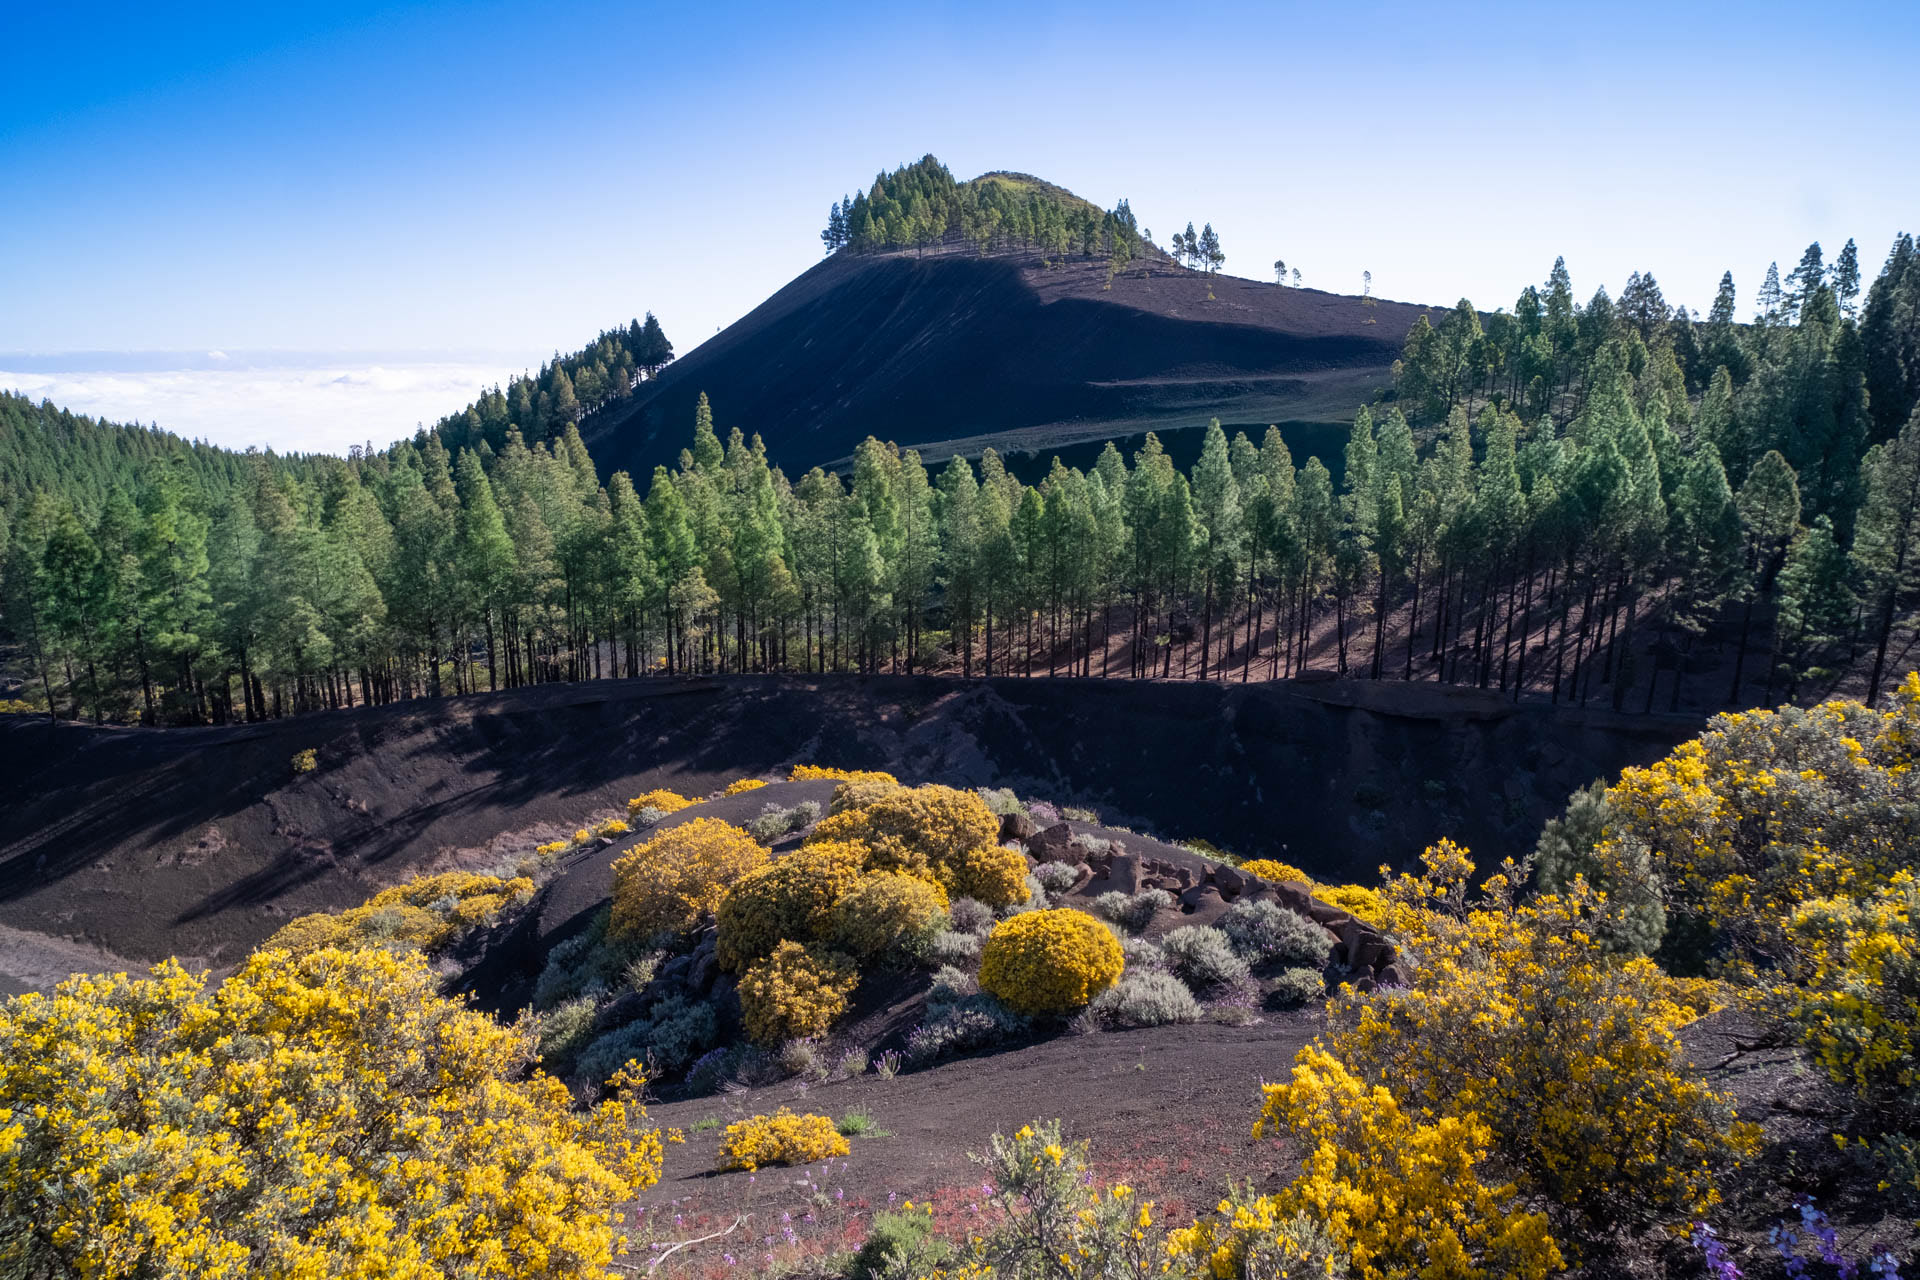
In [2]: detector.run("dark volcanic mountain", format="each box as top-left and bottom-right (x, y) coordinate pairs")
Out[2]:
(582, 245), (1440, 478)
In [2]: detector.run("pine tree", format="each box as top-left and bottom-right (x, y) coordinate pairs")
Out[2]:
(1850, 407), (1920, 704)
(1833, 239), (1862, 320)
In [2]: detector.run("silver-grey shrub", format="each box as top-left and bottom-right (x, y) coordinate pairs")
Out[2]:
(1220, 899), (1331, 969)
(948, 896), (997, 935)
(1092, 970), (1201, 1028)
(1031, 861), (1081, 894)
(1094, 888), (1173, 934)
(1161, 925), (1250, 995)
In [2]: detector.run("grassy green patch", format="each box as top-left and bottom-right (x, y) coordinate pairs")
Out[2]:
(836, 1108), (891, 1138)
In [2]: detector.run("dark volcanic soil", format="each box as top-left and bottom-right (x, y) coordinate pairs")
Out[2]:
(0, 675), (1697, 985)
(582, 250), (1434, 484)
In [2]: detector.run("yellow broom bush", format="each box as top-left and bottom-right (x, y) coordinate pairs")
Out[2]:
(626, 788), (701, 819)
(789, 764), (899, 785)
(715, 839), (867, 973)
(716, 1108), (849, 1171)
(979, 909), (1124, 1016)
(831, 871), (950, 961)
(610, 818), (768, 941)
(737, 941), (859, 1045)
(0, 947), (665, 1279)
(1239, 858), (1312, 885)
(724, 778), (768, 795)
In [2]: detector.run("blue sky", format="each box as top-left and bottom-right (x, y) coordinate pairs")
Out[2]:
(2, 0), (1915, 452)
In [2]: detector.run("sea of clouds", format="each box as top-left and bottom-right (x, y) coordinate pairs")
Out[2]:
(0, 350), (541, 455)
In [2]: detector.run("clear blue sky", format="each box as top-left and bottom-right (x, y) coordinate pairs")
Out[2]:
(2, 0), (1915, 451)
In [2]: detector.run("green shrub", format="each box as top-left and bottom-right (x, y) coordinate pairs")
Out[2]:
(1032, 861), (1081, 894)
(1266, 967), (1327, 1009)
(849, 1208), (953, 1280)
(536, 995), (598, 1066)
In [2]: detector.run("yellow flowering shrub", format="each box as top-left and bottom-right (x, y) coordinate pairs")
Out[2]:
(536, 838), (570, 858)
(829, 776), (903, 814)
(0, 947), (664, 1279)
(1332, 841), (1759, 1233)
(979, 909), (1125, 1016)
(290, 747), (318, 774)
(831, 871), (950, 961)
(1314, 884), (1391, 931)
(1603, 680), (1920, 971)
(789, 764), (899, 785)
(625, 787), (701, 818)
(715, 839), (867, 973)
(724, 778), (769, 795)
(609, 817), (768, 941)
(1240, 858), (1312, 884)
(715, 1108), (849, 1171)
(590, 817), (630, 839)
(808, 784), (1015, 902)
(1787, 871), (1920, 1125)
(265, 872), (535, 957)
(737, 941), (859, 1045)
(1222, 1046), (1563, 1280)
(946, 841), (1032, 908)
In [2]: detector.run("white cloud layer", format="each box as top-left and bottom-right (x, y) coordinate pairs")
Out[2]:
(0, 355), (537, 455)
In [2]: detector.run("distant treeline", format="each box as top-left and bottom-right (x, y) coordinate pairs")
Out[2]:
(3, 232), (1919, 727)
(821, 156), (1144, 274)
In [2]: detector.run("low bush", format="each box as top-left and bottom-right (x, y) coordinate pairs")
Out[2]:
(625, 788), (700, 819)
(1092, 969), (1202, 1028)
(1239, 857), (1312, 884)
(975, 786), (1026, 817)
(536, 995), (598, 1065)
(746, 801), (813, 843)
(1315, 883), (1392, 931)
(609, 817), (768, 942)
(789, 764), (898, 785)
(948, 896), (997, 934)
(1171, 1046), (1564, 1280)
(831, 777), (902, 814)
(928, 929), (982, 967)
(1031, 861), (1082, 894)
(849, 1208), (953, 1280)
(589, 817), (629, 840)
(737, 941), (859, 1045)
(1092, 888), (1173, 933)
(715, 1107), (849, 1171)
(1026, 801), (1062, 825)
(714, 839), (866, 973)
(905, 992), (1027, 1065)
(1121, 936), (1165, 971)
(979, 908), (1125, 1017)
(1161, 925), (1251, 996)
(0, 948), (666, 1280)
(291, 747), (318, 774)
(723, 778), (768, 795)
(810, 784), (1008, 900)
(1220, 899), (1330, 968)
(1069, 832), (1117, 859)
(1266, 966), (1326, 1009)
(928, 964), (979, 1004)
(831, 871), (949, 964)
(575, 993), (719, 1085)
(265, 871), (536, 958)
(778, 1037), (827, 1081)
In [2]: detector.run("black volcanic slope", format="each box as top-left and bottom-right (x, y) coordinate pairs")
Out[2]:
(582, 249), (1440, 480)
